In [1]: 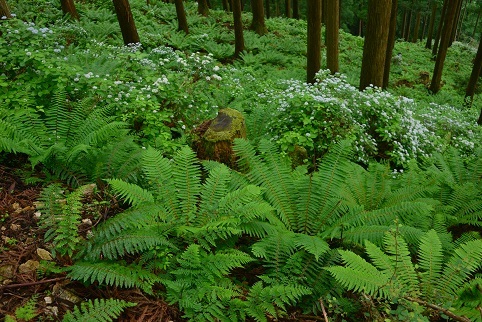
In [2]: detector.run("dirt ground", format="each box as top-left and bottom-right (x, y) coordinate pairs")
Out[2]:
(0, 161), (182, 321)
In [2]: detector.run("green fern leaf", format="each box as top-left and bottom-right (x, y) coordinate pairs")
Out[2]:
(62, 298), (136, 322)
(106, 179), (154, 207)
(418, 230), (443, 301)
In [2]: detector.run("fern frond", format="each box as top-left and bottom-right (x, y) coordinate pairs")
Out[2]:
(327, 249), (390, 297)
(62, 298), (136, 322)
(84, 224), (176, 261)
(197, 165), (230, 225)
(418, 230), (443, 301)
(438, 239), (482, 298)
(68, 261), (159, 293)
(293, 234), (330, 261)
(171, 146), (201, 221)
(106, 179), (154, 207)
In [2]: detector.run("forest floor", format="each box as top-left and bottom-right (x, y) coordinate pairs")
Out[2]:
(0, 160), (323, 322)
(0, 159), (185, 321)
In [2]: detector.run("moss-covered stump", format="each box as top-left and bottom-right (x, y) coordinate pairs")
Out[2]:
(193, 108), (246, 168)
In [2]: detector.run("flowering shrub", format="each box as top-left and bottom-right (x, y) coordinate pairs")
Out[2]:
(257, 70), (481, 166)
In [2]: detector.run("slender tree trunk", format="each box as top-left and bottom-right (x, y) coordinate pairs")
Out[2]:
(425, 2), (437, 49)
(222, 0), (230, 11)
(285, 0), (291, 17)
(383, 0), (398, 89)
(473, 11), (481, 38)
(198, 0), (209, 16)
(430, 0), (460, 93)
(174, 0), (189, 34)
(0, 0), (12, 18)
(358, 19), (363, 36)
(432, 0), (449, 57)
(306, 0), (322, 84)
(232, 0), (245, 57)
(266, 0), (270, 18)
(60, 0), (80, 20)
(326, 0), (339, 74)
(292, 0), (299, 19)
(450, 0), (463, 44)
(466, 35), (482, 108)
(457, 0), (468, 40)
(402, 10), (408, 38)
(113, 0), (140, 45)
(449, 0), (462, 44)
(360, 0), (392, 90)
(250, 0), (267, 35)
(421, 14), (427, 41)
(412, 10), (421, 42)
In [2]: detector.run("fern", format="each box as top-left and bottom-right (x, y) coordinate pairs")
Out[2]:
(37, 184), (93, 257)
(0, 91), (142, 186)
(62, 298), (136, 322)
(67, 261), (160, 293)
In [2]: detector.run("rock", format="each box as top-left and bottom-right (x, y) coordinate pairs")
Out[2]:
(0, 264), (14, 283)
(193, 108), (246, 168)
(37, 248), (53, 261)
(19, 260), (39, 274)
(10, 223), (20, 231)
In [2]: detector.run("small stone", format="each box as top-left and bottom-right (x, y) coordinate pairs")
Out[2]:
(81, 218), (92, 225)
(19, 260), (39, 274)
(34, 211), (42, 219)
(44, 296), (53, 304)
(0, 264), (14, 282)
(37, 248), (53, 261)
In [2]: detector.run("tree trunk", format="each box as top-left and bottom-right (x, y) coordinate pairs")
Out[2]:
(421, 15), (427, 41)
(113, 0), (140, 46)
(0, 0), (12, 18)
(405, 8), (413, 41)
(432, 0), (449, 57)
(466, 35), (482, 108)
(198, 0), (210, 16)
(266, 0), (270, 18)
(450, 0), (463, 44)
(222, 0), (230, 11)
(292, 0), (299, 19)
(360, 0), (392, 90)
(401, 10), (408, 38)
(412, 10), (421, 42)
(306, 0), (322, 84)
(174, 0), (189, 34)
(383, 0), (398, 89)
(285, 0), (291, 17)
(60, 0), (80, 20)
(430, 0), (460, 93)
(326, 0), (339, 74)
(232, 0), (245, 57)
(250, 0), (267, 35)
(473, 10), (481, 38)
(425, 2), (437, 49)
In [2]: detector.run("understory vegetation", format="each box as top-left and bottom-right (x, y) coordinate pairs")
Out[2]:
(1, 0), (482, 321)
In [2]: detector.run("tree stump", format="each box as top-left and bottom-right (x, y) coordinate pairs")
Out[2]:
(193, 108), (246, 168)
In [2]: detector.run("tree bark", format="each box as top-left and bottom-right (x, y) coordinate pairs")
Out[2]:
(232, 0), (245, 57)
(306, 0), (322, 84)
(326, 0), (339, 74)
(250, 0), (267, 35)
(466, 35), (482, 108)
(292, 0), (299, 18)
(60, 0), (80, 20)
(432, 0), (449, 57)
(412, 10), (421, 42)
(222, 0), (230, 11)
(266, 0), (270, 18)
(430, 0), (460, 93)
(198, 0), (210, 16)
(0, 0), (12, 18)
(383, 0), (398, 89)
(473, 10), (481, 38)
(425, 2), (437, 49)
(450, 0), (463, 44)
(285, 0), (291, 17)
(360, 0), (392, 90)
(404, 7), (413, 41)
(174, 0), (189, 34)
(113, 0), (140, 46)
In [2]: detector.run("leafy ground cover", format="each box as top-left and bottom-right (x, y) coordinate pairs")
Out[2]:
(2, 0), (482, 321)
